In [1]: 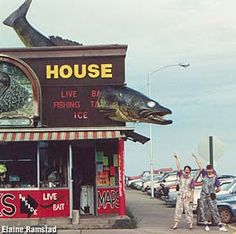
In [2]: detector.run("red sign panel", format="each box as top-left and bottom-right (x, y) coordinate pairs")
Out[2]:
(97, 187), (119, 214)
(0, 189), (69, 218)
(42, 86), (124, 127)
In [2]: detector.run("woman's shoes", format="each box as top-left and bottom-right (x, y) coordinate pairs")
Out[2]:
(171, 224), (178, 230)
(189, 223), (193, 230)
(171, 223), (193, 230)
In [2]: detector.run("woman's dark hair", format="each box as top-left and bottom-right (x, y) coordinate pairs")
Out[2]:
(206, 164), (213, 170)
(184, 165), (192, 171)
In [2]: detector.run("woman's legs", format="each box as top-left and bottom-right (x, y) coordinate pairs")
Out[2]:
(199, 194), (211, 231)
(183, 197), (194, 225)
(208, 199), (221, 224)
(173, 195), (184, 228)
(199, 194), (209, 223)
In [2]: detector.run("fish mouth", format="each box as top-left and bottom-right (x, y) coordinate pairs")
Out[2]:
(139, 109), (172, 125)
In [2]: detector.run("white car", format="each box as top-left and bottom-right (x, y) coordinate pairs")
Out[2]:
(146, 171), (178, 195)
(141, 174), (164, 192)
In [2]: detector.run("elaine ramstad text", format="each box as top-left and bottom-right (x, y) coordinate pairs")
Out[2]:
(1, 225), (57, 233)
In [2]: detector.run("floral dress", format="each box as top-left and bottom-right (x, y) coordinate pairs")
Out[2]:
(174, 170), (194, 223)
(199, 169), (221, 224)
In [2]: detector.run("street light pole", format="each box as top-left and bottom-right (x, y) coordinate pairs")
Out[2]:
(148, 63), (190, 199)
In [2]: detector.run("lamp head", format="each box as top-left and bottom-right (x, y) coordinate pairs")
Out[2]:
(179, 63), (190, 68)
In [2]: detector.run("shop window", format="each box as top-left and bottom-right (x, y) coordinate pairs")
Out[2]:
(96, 141), (119, 187)
(0, 55), (41, 127)
(0, 142), (37, 188)
(39, 142), (68, 188)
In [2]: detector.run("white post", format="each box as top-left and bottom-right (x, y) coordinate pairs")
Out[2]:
(148, 71), (155, 199)
(147, 63), (190, 199)
(69, 144), (75, 220)
(37, 144), (40, 188)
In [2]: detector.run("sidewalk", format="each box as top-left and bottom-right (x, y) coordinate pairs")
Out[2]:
(59, 188), (234, 234)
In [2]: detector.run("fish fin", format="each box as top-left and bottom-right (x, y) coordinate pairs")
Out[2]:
(3, 0), (32, 27)
(97, 107), (116, 112)
(49, 36), (82, 46)
(97, 108), (117, 117)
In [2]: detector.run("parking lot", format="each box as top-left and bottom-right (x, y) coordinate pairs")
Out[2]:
(127, 169), (236, 226)
(126, 188), (234, 234)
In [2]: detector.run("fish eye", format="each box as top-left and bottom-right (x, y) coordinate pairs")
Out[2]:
(147, 101), (156, 108)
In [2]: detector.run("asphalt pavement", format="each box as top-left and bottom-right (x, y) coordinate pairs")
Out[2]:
(59, 188), (235, 234)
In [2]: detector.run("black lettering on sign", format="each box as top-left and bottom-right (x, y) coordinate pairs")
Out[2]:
(97, 190), (119, 209)
(0, 193), (16, 217)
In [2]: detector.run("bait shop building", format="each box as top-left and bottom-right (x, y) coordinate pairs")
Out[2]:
(0, 45), (146, 228)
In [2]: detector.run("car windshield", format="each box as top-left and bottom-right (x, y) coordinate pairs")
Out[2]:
(142, 174), (163, 182)
(221, 180), (235, 191)
(154, 175), (163, 180)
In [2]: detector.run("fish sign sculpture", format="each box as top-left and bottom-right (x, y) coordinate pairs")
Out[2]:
(3, 0), (172, 125)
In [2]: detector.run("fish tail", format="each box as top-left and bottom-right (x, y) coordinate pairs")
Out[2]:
(3, 0), (32, 27)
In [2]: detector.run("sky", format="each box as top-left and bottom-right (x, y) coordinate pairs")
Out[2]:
(0, 0), (236, 176)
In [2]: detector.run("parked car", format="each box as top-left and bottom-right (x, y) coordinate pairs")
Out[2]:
(127, 178), (141, 187)
(218, 175), (236, 182)
(129, 178), (142, 189)
(165, 190), (177, 206)
(217, 179), (236, 223)
(141, 174), (164, 192)
(146, 171), (179, 195)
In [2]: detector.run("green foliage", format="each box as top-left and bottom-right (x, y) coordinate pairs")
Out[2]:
(112, 207), (140, 229)
(126, 207), (140, 229)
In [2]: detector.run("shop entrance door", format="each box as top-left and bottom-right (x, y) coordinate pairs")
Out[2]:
(72, 146), (96, 215)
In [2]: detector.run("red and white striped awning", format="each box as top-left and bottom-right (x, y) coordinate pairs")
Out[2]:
(0, 129), (122, 142)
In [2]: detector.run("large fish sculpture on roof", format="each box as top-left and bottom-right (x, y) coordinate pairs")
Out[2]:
(3, 0), (173, 125)
(97, 86), (172, 125)
(3, 0), (81, 47)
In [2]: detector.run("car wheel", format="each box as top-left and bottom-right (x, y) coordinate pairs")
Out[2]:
(218, 206), (232, 224)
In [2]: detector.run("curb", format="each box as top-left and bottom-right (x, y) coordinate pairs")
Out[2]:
(227, 224), (236, 233)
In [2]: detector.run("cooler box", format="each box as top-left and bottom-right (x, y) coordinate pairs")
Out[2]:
(80, 185), (94, 215)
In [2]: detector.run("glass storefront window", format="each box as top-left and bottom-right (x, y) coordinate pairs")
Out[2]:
(96, 141), (119, 187)
(39, 142), (68, 188)
(0, 142), (37, 188)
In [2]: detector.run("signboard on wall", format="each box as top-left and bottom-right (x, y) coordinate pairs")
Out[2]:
(97, 187), (119, 214)
(0, 45), (127, 128)
(42, 86), (120, 127)
(0, 189), (69, 218)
